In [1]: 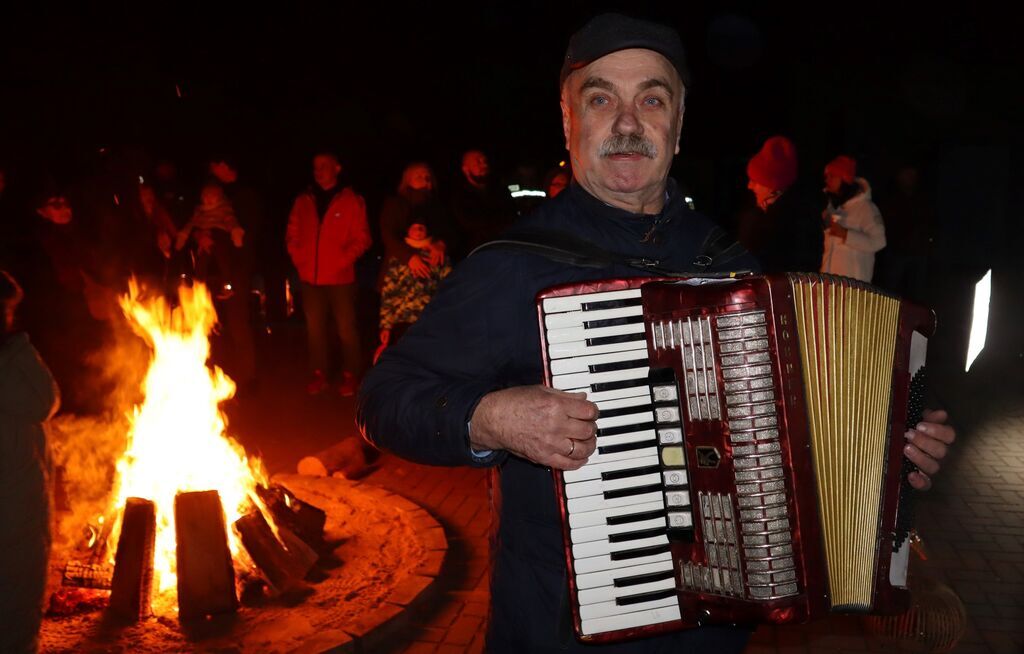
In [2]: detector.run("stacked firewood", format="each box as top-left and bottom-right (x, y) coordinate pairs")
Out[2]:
(60, 483), (328, 623)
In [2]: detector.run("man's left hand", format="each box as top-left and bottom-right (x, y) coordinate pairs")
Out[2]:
(904, 409), (956, 491)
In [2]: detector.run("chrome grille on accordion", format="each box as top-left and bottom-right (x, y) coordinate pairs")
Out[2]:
(538, 273), (934, 643)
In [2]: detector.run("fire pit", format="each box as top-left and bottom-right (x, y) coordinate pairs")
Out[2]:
(38, 282), (446, 652)
(40, 474), (446, 653)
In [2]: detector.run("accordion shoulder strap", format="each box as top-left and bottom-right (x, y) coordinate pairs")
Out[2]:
(470, 226), (747, 276)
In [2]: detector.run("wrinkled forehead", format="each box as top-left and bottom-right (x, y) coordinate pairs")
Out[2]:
(563, 48), (683, 98)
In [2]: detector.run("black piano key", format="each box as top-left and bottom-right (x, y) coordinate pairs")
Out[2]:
(609, 543), (671, 562)
(586, 333), (646, 347)
(597, 439), (657, 456)
(601, 465), (662, 482)
(582, 298), (644, 312)
(604, 483), (663, 500)
(607, 510), (665, 526)
(613, 569), (676, 588)
(590, 378), (650, 393)
(615, 588), (677, 606)
(597, 421), (656, 438)
(589, 358), (649, 374)
(598, 405), (651, 420)
(583, 315), (645, 330)
(608, 527), (668, 543)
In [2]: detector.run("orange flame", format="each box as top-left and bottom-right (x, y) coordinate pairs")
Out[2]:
(109, 280), (268, 611)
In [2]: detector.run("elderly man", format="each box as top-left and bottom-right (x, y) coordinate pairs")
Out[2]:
(359, 14), (954, 653)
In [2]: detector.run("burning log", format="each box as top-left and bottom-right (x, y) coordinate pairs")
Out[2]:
(297, 436), (376, 480)
(62, 561), (113, 590)
(235, 510), (318, 594)
(108, 498), (156, 620)
(255, 484), (326, 550)
(174, 490), (237, 620)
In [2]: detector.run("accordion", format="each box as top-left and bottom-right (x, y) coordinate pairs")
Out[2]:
(537, 273), (933, 643)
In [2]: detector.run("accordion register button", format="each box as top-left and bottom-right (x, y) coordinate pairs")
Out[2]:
(662, 470), (687, 486)
(658, 429), (682, 444)
(665, 491), (690, 507)
(652, 385), (678, 401)
(668, 512), (692, 528)
(660, 445), (685, 466)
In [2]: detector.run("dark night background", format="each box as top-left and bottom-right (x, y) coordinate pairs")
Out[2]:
(1, 1), (1021, 381)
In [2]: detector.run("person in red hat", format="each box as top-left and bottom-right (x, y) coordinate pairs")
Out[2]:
(738, 136), (822, 272)
(819, 155), (886, 281)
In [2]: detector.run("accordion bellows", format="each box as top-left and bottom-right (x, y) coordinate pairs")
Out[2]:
(537, 273), (933, 643)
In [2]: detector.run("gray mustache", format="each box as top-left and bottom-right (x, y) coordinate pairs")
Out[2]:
(598, 135), (657, 159)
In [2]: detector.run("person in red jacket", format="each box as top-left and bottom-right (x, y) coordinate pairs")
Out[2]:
(286, 151), (371, 396)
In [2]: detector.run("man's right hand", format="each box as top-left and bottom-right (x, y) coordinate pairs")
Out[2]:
(469, 385), (599, 470)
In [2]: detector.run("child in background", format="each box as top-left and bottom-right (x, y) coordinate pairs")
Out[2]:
(375, 222), (451, 363)
(175, 183), (245, 253)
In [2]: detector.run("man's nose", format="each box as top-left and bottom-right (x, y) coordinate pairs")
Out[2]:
(612, 107), (642, 135)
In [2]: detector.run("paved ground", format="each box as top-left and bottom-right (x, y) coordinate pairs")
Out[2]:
(230, 273), (1023, 653)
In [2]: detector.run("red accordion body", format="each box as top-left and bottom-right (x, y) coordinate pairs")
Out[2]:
(537, 273), (934, 643)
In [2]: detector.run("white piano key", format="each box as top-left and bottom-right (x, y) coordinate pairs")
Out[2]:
(550, 349), (650, 375)
(596, 394), (653, 412)
(575, 559), (674, 590)
(545, 305), (643, 329)
(581, 592), (680, 620)
(549, 337), (647, 360)
(577, 575), (677, 607)
(596, 410), (654, 430)
(546, 322), (645, 344)
(565, 472), (663, 500)
(578, 446), (660, 470)
(568, 384), (650, 404)
(580, 604), (681, 636)
(568, 499), (665, 530)
(571, 516), (667, 545)
(542, 289), (642, 313)
(552, 366), (649, 391)
(562, 454), (659, 484)
(568, 489), (663, 515)
(596, 429), (656, 448)
(572, 533), (669, 560)
(573, 546), (672, 574)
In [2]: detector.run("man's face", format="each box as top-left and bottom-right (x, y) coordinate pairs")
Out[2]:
(407, 165), (434, 191)
(747, 179), (776, 209)
(561, 49), (685, 207)
(210, 161), (238, 184)
(37, 196), (72, 224)
(824, 170), (844, 195)
(313, 155), (342, 189)
(462, 151), (489, 181)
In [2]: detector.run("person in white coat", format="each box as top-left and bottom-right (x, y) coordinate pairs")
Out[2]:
(819, 155), (886, 282)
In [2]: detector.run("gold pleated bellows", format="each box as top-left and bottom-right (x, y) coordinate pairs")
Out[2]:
(790, 275), (900, 610)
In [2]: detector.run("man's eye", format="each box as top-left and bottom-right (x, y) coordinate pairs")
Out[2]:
(644, 96), (663, 106)
(590, 95), (609, 106)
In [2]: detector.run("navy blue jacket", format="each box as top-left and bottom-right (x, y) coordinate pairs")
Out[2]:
(358, 180), (758, 652)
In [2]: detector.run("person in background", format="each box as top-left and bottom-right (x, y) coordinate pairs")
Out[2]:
(449, 149), (518, 261)
(375, 221), (451, 363)
(286, 151), (371, 396)
(543, 166), (571, 199)
(0, 270), (60, 654)
(819, 155), (886, 282)
(737, 135), (822, 273)
(378, 162), (447, 283)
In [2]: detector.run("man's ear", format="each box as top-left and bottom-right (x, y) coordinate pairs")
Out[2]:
(673, 104), (686, 155)
(560, 93), (572, 151)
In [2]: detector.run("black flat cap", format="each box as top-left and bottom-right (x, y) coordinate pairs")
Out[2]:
(559, 13), (690, 88)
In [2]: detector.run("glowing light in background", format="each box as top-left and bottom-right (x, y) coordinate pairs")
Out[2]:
(965, 269), (992, 372)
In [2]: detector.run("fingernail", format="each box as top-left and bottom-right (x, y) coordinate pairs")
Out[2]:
(904, 430), (915, 441)
(916, 423), (932, 434)
(904, 444), (915, 455)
